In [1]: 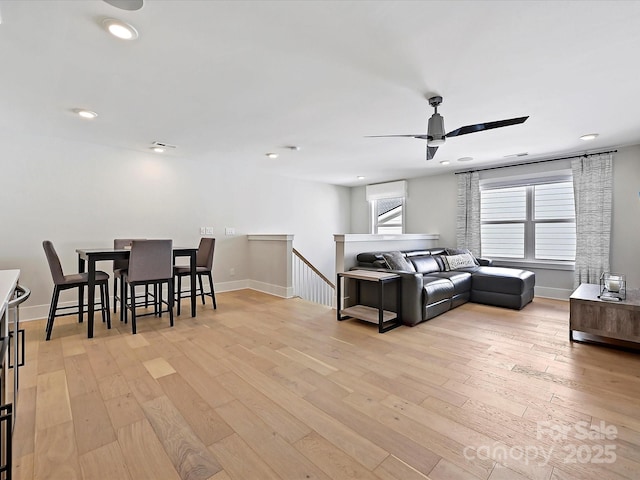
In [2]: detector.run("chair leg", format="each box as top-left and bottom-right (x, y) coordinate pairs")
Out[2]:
(120, 275), (126, 322)
(103, 281), (112, 330)
(99, 283), (106, 323)
(78, 284), (84, 323)
(123, 280), (128, 325)
(198, 274), (205, 305)
(130, 283), (137, 334)
(207, 272), (217, 309)
(157, 282), (162, 318)
(168, 279), (174, 327)
(45, 287), (61, 341)
(113, 276), (118, 314)
(176, 274), (182, 316)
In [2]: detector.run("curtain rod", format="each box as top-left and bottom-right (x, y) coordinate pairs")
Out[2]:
(454, 149), (617, 175)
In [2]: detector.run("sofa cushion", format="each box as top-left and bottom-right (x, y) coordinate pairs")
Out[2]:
(445, 248), (480, 265)
(410, 255), (441, 274)
(442, 253), (477, 271)
(356, 252), (385, 264)
(471, 289), (534, 310)
(422, 276), (454, 305)
(471, 266), (535, 295)
(382, 251), (416, 272)
(431, 271), (472, 295)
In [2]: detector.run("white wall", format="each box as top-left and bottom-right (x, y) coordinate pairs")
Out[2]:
(349, 185), (369, 234)
(349, 145), (640, 299)
(350, 173), (458, 243)
(0, 132), (350, 318)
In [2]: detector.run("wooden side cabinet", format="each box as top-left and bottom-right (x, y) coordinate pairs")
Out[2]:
(337, 270), (401, 333)
(570, 283), (640, 345)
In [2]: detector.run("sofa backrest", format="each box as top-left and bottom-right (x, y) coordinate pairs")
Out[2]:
(405, 248), (446, 257)
(356, 248), (447, 264)
(356, 249), (449, 273)
(409, 255), (441, 274)
(356, 248), (486, 274)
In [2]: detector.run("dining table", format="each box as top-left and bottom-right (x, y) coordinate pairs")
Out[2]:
(76, 246), (198, 338)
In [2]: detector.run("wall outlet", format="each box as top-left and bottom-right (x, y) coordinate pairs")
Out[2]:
(229, 267), (235, 276)
(205, 227), (214, 235)
(225, 227), (235, 236)
(200, 227), (206, 235)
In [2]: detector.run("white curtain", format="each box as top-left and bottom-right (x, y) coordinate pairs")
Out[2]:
(456, 171), (481, 256)
(572, 153), (613, 287)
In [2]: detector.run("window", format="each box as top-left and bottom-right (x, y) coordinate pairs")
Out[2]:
(372, 197), (404, 234)
(481, 179), (576, 262)
(366, 180), (407, 234)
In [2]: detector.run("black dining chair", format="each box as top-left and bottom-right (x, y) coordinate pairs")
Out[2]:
(42, 240), (111, 340)
(174, 237), (217, 315)
(122, 239), (174, 334)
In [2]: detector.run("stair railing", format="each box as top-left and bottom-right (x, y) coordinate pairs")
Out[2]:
(292, 248), (335, 307)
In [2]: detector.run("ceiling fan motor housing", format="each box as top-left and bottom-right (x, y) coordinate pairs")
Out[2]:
(428, 113), (446, 146)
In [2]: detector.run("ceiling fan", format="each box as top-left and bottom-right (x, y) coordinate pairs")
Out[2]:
(367, 95), (529, 160)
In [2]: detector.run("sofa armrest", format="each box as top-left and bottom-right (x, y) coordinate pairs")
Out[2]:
(477, 257), (493, 266)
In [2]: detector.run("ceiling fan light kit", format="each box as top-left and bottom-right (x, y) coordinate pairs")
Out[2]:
(367, 95), (528, 162)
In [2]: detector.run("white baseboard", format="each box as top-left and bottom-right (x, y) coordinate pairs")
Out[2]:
(18, 303), (54, 322)
(214, 279), (250, 292)
(535, 286), (572, 300)
(246, 280), (295, 298)
(19, 280), (294, 322)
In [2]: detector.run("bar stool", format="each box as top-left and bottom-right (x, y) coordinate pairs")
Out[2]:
(42, 240), (111, 340)
(113, 238), (153, 321)
(174, 237), (216, 315)
(122, 239), (174, 334)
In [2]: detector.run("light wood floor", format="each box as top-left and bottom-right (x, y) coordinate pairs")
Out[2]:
(10, 290), (640, 480)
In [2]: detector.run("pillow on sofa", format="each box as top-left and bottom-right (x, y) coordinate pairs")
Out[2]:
(382, 251), (416, 272)
(445, 248), (480, 265)
(442, 253), (477, 271)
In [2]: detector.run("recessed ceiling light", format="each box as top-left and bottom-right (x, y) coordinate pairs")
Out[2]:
(285, 145), (300, 151)
(457, 157), (474, 162)
(265, 153), (279, 159)
(440, 160), (450, 166)
(74, 108), (98, 119)
(580, 133), (599, 141)
(102, 18), (138, 40)
(151, 141), (177, 151)
(357, 176), (366, 180)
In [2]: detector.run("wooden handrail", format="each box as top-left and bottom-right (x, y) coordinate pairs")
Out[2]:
(292, 248), (335, 289)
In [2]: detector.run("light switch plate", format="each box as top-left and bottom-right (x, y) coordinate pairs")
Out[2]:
(225, 227), (235, 236)
(200, 227), (206, 235)
(205, 227), (214, 235)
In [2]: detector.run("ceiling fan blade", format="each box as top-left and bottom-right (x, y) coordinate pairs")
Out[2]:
(426, 146), (438, 160)
(365, 134), (430, 140)
(445, 116), (528, 138)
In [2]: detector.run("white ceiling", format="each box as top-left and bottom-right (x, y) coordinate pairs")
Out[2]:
(2, 0), (639, 186)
